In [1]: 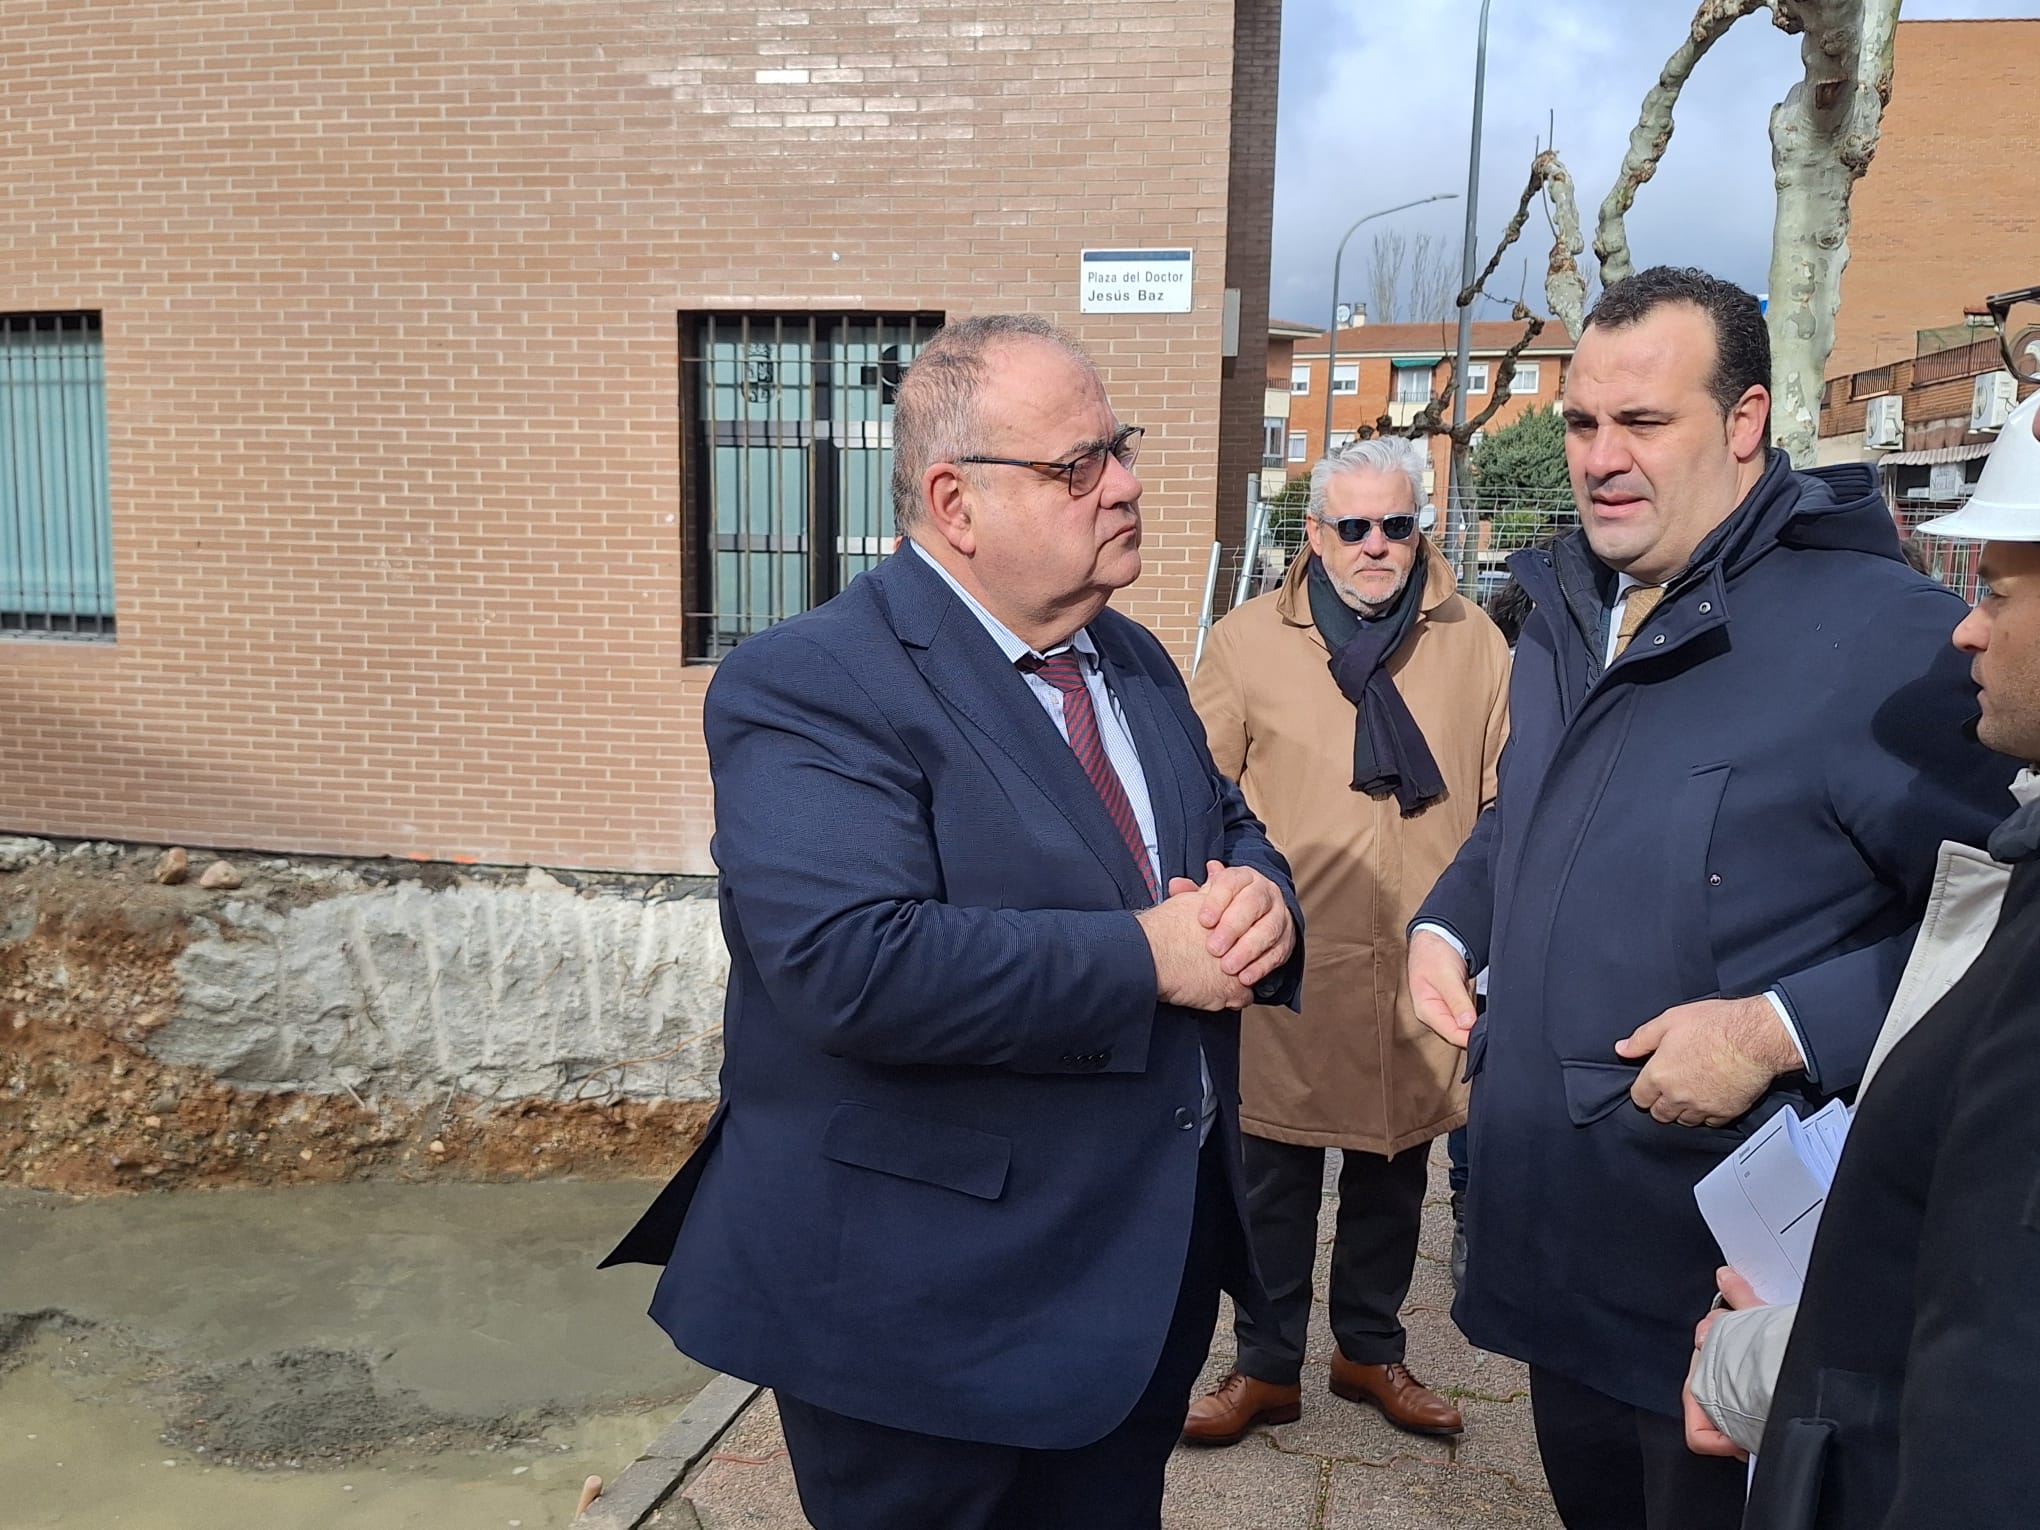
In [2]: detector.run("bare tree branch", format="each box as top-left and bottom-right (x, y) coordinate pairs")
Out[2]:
(1405, 310), (1549, 445)
(1458, 153), (1556, 311)
(1594, 0), (1771, 284)
(1463, 315), (1550, 438)
(1542, 154), (1591, 339)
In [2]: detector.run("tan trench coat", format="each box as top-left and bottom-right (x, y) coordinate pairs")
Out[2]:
(1190, 540), (1510, 1156)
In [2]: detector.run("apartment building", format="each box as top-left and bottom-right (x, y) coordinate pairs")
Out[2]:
(1286, 320), (1572, 502)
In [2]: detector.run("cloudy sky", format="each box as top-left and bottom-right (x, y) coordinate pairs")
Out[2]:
(1270, 1), (2039, 328)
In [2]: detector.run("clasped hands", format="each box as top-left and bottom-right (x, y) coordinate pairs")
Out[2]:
(1137, 860), (1294, 1012)
(1407, 930), (1799, 1125)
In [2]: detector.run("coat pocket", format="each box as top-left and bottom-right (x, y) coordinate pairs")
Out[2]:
(1665, 762), (1733, 1001)
(821, 1102), (1012, 1201)
(1558, 1058), (1791, 1153)
(1462, 1013), (1491, 1083)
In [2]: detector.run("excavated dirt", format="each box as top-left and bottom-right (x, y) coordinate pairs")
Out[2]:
(0, 844), (715, 1196)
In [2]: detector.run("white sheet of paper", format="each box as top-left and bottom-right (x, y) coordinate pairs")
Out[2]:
(1808, 1096), (1852, 1171)
(1693, 1106), (1833, 1305)
(1783, 1106), (1835, 1184)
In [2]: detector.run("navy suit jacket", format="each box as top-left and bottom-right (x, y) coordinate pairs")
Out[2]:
(605, 548), (1303, 1450)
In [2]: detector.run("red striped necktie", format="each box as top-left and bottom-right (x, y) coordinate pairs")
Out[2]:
(1020, 651), (1161, 904)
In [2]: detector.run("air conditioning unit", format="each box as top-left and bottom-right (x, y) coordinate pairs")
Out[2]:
(1863, 394), (1904, 449)
(1971, 370), (2019, 433)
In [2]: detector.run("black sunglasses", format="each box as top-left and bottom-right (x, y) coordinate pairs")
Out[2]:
(1986, 286), (2040, 385)
(958, 424), (1143, 498)
(1311, 511), (1416, 544)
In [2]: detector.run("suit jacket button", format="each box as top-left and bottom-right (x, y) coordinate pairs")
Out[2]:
(1059, 1053), (1077, 1066)
(1095, 1049), (1111, 1067)
(1174, 1107), (1196, 1130)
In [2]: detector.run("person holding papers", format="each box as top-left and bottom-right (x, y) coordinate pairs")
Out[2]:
(1403, 267), (2017, 1530)
(1685, 364), (2040, 1529)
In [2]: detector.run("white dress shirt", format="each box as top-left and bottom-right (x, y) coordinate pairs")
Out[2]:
(910, 541), (1215, 1138)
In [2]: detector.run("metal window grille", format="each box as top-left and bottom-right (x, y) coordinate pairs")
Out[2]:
(681, 311), (943, 661)
(1, 312), (115, 638)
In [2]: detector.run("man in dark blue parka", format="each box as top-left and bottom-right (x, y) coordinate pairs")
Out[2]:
(1406, 267), (2016, 1530)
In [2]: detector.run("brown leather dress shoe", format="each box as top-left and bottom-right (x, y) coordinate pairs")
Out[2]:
(1180, 1370), (1302, 1446)
(1326, 1353), (1464, 1436)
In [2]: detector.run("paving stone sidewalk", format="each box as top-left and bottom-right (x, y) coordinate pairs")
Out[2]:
(662, 1145), (1560, 1530)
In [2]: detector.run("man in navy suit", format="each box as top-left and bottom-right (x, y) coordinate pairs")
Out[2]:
(605, 313), (1303, 1529)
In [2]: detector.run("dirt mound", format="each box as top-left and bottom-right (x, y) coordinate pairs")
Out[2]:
(0, 1310), (85, 1373)
(161, 1346), (516, 1465)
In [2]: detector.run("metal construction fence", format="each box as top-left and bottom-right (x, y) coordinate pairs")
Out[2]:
(1195, 485), (1986, 671)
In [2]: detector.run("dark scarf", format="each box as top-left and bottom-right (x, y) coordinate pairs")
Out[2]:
(1307, 551), (1444, 815)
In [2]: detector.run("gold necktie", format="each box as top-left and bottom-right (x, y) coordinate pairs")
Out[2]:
(1613, 584), (1666, 658)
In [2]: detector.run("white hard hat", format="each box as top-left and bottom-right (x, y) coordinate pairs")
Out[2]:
(1916, 391), (2040, 540)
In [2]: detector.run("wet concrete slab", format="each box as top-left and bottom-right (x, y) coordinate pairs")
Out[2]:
(0, 1177), (708, 1527)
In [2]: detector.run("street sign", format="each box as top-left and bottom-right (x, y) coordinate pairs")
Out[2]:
(1079, 249), (1193, 314)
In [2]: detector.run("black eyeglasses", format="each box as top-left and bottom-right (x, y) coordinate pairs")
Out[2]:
(1986, 286), (2040, 384)
(1311, 511), (1417, 544)
(957, 425), (1143, 498)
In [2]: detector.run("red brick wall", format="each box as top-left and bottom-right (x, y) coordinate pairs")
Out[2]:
(1829, 19), (2040, 379)
(0, 0), (1257, 873)
(1212, 0), (1282, 565)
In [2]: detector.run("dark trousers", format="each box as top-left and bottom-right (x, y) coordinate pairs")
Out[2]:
(1529, 1367), (1747, 1530)
(1233, 1134), (1429, 1385)
(773, 1142), (1226, 1530)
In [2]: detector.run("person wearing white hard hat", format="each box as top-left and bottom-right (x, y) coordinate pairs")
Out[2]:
(1679, 323), (2040, 1528)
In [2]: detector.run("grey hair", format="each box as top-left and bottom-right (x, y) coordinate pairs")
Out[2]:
(889, 313), (1094, 533)
(1306, 436), (1426, 520)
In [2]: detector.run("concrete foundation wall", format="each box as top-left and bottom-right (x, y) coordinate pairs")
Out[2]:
(1, 840), (726, 1193)
(160, 875), (727, 1105)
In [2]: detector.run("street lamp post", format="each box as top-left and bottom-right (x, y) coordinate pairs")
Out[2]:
(1447, 0), (1494, 585)
(1323, 193), (1459, 457)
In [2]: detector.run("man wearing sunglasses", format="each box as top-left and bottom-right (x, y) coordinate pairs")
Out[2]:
(1183, 436), (1509, 1448)
(608, 313), (1303, 1530)
(1405, 266), (2015, 1530)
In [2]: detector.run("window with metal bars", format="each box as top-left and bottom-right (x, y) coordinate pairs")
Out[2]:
(1, 312), (115, 638)
(681, 311), (943, 660)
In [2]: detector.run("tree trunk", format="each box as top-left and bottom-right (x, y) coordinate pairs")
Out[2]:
(1765, 0), (1901, 466)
